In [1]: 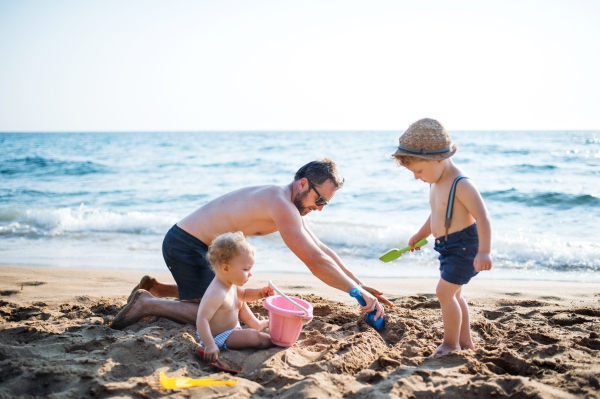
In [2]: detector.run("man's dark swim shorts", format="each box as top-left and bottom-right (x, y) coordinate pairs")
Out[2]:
(162, 224), (214, 300)
(434, 223), (479, 285)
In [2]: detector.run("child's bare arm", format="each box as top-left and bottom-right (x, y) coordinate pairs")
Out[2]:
(237, 288), (271, 331)
(409, 215), (432, 249)
(196, 288), (226, 362)
(456, 180), (492, 272)
(238, 302), (269, 331)
(238, 285), (274, 303)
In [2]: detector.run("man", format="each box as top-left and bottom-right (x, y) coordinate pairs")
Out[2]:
(111, 158), (391, 330)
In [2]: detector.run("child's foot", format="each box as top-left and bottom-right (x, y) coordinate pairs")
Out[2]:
(430, 343), (459, 358)
(459, 339), (475, 351)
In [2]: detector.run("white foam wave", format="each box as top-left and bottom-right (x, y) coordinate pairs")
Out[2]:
(0, 204), (177, 236)
(305, 220), (600, 270)
(493, 233), (600, 270)
(307, 220), (418, 254)
(1, 206), (599, 274)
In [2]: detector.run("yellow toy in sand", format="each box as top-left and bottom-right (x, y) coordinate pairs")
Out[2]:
(160, 372), (237, 389)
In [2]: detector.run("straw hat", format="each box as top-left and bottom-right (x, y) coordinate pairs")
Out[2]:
(391, 118), (457, 160)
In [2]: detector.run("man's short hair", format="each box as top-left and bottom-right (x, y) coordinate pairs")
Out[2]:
(294, 158), (344, 189)
(206, 232), (255, 271)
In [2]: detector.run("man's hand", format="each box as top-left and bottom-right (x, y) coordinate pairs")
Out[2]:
(261, 286), (274, 298)
(359, 289), (385, 320)
(474, 252), (492, 272)
(203, 344), (220, 362)
(362, 285), (394, 307)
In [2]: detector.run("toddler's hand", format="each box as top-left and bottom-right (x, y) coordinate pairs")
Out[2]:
(257, 319), (269, 331)
(409, 234), (424, 251)
(474, 252), (492, 272)
(203, 344), (220, 363)
(262, 286), (274, 298)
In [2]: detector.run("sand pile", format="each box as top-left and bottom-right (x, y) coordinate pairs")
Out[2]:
(1, 292), (599, 398)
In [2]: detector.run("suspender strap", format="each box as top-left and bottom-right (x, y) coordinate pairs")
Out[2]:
(444, 176), (469, 241)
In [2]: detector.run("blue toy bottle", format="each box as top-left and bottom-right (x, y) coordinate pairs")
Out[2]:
(349, 288), (384, 331)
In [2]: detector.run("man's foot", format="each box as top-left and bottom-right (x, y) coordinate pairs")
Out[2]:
(111, 289), (152, 330)
(127, 275), (157, 303)
(430, 343), (459, 358)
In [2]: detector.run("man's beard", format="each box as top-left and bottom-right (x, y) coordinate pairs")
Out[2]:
(293, 190), (310, 216)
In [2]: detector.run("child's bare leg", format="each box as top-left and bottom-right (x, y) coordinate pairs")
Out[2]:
(238, 302), (269, 331)
(431, 278), (462, 357)
(224, 329), (274, 350)
(456, 287), (475, 350)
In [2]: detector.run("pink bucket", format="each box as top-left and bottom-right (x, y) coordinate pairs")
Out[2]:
(264, 295), (313, 347)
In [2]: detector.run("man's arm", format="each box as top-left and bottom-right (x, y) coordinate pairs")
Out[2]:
(301, 218), (394, 307)
(300, 217), (360, 282)
(269, 197), (384, 318)
(456, 179), (492, 272)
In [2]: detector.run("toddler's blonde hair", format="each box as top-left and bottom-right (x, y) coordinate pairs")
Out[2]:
(394, 155), (431, 167)
(207, 232), (255, 271)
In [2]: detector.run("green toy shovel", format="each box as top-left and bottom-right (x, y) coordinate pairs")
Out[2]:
(379, 239), (428, 263)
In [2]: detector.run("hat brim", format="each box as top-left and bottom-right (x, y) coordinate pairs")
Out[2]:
(391, 144), (457, 161)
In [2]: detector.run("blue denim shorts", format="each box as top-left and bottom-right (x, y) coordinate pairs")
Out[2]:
(434, 223), (479, 285)
(162, 224), (215, 300)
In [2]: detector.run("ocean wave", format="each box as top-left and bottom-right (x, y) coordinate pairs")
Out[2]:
(492, 234), (600, 272)
(513, 164), (558, 172)
(0, 189), (95, 201)
(303, 221), (600, 271)
(0, 205), (177, 236)
(482, 189), (600, 208)
(0, 156), (111, 176)
(471, 145), (533, 155)
(1, 208), (598, 275)
(307, 220), (416, 253)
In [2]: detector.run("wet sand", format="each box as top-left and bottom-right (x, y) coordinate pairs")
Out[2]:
(1, 265), (599, 398)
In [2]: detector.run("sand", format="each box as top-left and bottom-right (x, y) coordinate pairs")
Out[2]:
(1, 265), (599, 398)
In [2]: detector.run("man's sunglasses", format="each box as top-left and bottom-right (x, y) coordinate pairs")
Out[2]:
(307, 180), (329, 206)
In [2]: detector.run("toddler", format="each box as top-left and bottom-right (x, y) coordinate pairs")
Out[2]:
(392, 118), (492, 357)
(196, 231), (274, 362)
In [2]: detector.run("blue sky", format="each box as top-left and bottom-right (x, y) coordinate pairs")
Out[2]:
(0, 0), (599, 131)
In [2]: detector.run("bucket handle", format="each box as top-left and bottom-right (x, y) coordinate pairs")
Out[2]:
(268, 280), (311, 317)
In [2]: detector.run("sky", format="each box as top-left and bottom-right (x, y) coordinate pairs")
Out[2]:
(0, 0), (599, 132)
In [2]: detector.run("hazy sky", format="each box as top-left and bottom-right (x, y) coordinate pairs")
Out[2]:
(1, 0), (599, 131)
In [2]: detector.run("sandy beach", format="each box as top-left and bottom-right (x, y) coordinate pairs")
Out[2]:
(1, 265), (599, 398)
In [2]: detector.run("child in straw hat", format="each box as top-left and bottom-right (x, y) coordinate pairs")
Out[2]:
(392, 118), (492, 358)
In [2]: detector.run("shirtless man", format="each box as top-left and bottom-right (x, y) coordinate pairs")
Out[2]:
(111, 159), (391, 329)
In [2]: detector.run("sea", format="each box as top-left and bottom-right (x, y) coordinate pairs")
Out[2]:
(1, 132), (599, 283)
